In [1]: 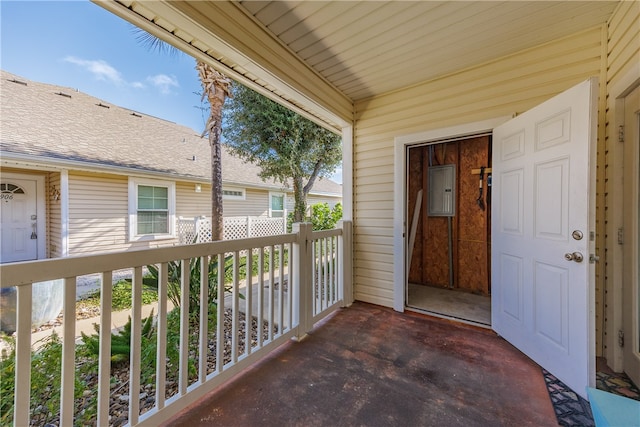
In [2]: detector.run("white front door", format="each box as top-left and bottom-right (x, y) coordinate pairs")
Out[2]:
(492, 78), (597, 399)
(623, 84), (640, 387)
(1, 177), (39, 263)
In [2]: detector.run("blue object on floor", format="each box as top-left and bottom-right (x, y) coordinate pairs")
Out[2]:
(587, 387), (640, 426)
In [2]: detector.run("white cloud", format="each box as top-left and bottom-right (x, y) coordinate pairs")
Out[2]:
(146, 74), (179, 94)
(130, 81), (145, 89)
(63, 56), (123, 85)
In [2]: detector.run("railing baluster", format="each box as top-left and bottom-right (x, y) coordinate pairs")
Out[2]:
(231, 251), (239, 364)
(245, 249), (252, 356)
(97, 271), (112, 426)
(320, 238), (325, 310)
(268, 245), (275, 341)
(287, 243), (293, 331)
(156, 263), (168, 410)
(278, 243), (284, 334)
(199, 256), (209, 384)
(329, 237), (338, 304)
(129, 267), (142, 426)
(179, 259), (190, 395)
(309, 240), (320, 315)
(216, 254), (224, 374)
(14, 284), (32, 427)
(324, 237), (329, 308)
(257, 248), (264, 347)
(60, 277), (77, 426)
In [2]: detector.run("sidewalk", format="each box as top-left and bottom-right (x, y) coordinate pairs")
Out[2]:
(28, 302), (164, 350)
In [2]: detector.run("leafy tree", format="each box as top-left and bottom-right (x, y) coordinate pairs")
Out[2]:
(223, 84), (342, 222)
(136, 32), (231, 240)
(287, 202), (343, 232)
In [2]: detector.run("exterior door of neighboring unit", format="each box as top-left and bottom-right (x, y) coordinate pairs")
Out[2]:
(492, 78), (597, 399)
(623, 84), (640, 387)
(1, 177), (39, 263)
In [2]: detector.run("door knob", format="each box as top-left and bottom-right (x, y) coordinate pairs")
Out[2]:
(564, 252), (583, 263)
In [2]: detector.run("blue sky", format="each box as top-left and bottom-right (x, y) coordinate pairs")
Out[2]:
(1, 0), (208, 132)
(1, 0), (343, 183)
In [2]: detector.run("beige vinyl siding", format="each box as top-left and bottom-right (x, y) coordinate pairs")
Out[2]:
(47, 172), (62, 258)
(607, 2), (640, 86)
(67, 172), (130, 254)
(67, 172), (181, 254)
(176, 182), (211, 218)
(604, 1), (640, 362)
(224, 188), (269, 217)
(353, 27), (605, 308)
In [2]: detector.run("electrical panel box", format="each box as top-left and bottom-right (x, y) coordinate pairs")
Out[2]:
(428, 164), (455, 217)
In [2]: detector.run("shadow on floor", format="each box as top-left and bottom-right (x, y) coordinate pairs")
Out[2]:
(165, 302), (556, 426)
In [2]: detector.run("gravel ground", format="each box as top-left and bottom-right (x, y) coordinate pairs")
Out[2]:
(27, 309), (276, 427)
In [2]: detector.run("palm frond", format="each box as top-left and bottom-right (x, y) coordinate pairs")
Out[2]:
(131, 27), (181, 57)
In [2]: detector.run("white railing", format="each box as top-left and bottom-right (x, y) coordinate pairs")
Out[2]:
(0, 221), (352, 427)
(177, 216), (287, 244)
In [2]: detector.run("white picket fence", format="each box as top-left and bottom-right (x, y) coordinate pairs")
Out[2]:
(177, 216), (287, 244)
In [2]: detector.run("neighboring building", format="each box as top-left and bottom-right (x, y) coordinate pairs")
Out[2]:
(0, 70), (342, 259)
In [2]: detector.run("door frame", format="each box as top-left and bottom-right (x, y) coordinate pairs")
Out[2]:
(622, 83), (640, 387)
(606, 68), (640, 372)
(393, 116), (511, 312)
(0, 172), (47, 262)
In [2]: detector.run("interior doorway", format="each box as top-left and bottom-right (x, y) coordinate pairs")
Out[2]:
(405, 135), (492, 326)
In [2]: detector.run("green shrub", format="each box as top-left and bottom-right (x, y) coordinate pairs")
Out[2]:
(287, 202), (343, 232)
(0, 333), (89, 426)
(82, 280), (158, 311)
(81, 310), (155, 365)
(146, 255), (238, 316)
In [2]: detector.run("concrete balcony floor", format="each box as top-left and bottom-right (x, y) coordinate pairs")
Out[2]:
(165, 302), (556, 426)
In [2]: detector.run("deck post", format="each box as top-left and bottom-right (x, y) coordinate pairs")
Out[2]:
(339, 220), (354, 306)
(14, 285), (32, 427)
(292, 222), (313, 339)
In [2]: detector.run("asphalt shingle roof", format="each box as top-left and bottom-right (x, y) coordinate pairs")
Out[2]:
(0, 70), (342, 196)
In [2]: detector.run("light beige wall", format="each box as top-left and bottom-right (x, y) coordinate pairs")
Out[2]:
(603, 1), (640, 368)
(176, 182), (211, 218)
(67, 172), (133, 254)
(67, 172), (205, 254)
(353, 27), (605, 307)
(224, 188), (269, 218)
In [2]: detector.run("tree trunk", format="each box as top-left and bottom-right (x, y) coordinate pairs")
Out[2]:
(196, 61), (231, 241)
(210, 137), (223, 240)
(293, 175), (306, 222)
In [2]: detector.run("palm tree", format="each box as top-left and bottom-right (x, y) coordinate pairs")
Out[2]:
(195, 62), (231, 241)
(137, 32), (231, 240)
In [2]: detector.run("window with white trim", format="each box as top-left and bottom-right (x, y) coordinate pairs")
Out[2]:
(222, 187), (246, 200)
(129, 178), (175, 240)
(269, 192), (285, 218)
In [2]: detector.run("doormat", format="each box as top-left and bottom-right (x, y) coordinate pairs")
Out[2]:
(543, 369), (594, 426)
(543, 368), (640, 426)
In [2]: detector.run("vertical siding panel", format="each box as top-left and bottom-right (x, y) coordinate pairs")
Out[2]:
(353, 27), (605, 307)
